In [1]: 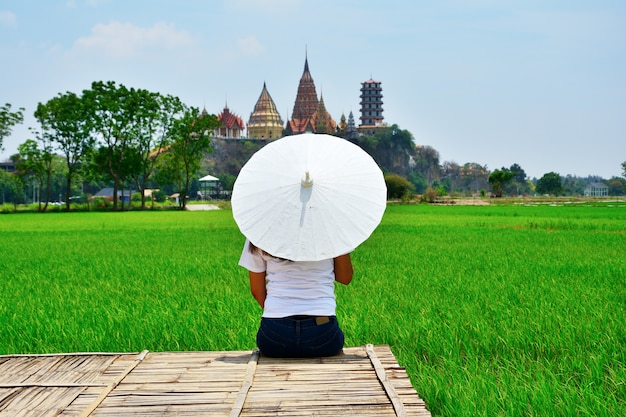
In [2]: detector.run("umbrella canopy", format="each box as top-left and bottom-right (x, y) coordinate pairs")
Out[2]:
(232, 133), (386, 261)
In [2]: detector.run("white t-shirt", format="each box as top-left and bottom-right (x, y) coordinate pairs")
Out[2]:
(238, 241), (337, 318)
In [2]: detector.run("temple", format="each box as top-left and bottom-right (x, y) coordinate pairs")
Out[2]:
(285, 56), (336, 135)
(247, 82), (284, 139)
(204, 55), (385, 141)
(214, 104), (245, 138)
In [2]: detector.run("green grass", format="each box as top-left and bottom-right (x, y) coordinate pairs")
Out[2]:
(0, 205), (624, 416)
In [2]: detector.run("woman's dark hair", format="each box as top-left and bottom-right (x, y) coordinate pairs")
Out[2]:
(248, 241), (290, 261)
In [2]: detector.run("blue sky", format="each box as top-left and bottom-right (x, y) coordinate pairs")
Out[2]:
(1, 0), (625, 179)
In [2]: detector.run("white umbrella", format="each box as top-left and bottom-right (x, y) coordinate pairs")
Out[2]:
(232, 133), (386, 261)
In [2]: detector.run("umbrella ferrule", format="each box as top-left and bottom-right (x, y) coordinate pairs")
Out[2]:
(301, 171), (314, 188)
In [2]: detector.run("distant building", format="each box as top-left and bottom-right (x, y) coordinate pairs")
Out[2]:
(345, 111), (358, 141)
(311, 94), (337, 134)
(247, 82), (284, 139)
(0, 161), (16, 173)
(215, 104), (245, 139)
(285, 56), (336, 135)
(358, 78), (384, 135)
(337, 113), (347, 136)
(94, 188), (136, 203)
(584, 182), (609, 197)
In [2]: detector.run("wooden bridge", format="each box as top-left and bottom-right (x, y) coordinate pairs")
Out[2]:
(0, 344), (431, 416)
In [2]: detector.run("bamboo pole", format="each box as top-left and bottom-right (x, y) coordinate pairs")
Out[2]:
(366, 344), (407, 417)
(229, 349), (260, 417)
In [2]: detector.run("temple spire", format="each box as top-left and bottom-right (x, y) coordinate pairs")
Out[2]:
(247, 82), (283, 139)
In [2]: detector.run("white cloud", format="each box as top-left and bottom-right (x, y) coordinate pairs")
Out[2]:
(0, 10), (17, 27)
(71, 21), (194, 59)
(237, 35), (265, 57)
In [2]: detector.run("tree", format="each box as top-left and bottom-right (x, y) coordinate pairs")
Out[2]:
(622, 161), (626, 179)
(2, 155), (26, 210)
(407, 172), (427, 194)
(83, 81), (189, 210)
(536, 172), (562, 196)
(1, 104), (23, 146)
(504, 163), (531, 195)
(34, 92), (93, 211)
(608, 178), (625, 196)
(489, 169), (515, 197)
(128, 92), (185, 209)
(16, 139), (55, 211)
(0, 169), (14, 205)
(164, 107), (218, 209)
(83, 81), (137, 210)
(0, 103), (25, 151)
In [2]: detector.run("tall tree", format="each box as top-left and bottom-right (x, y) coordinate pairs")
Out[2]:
(34, 92), (92, 211)
(504, 163), (531, 195)
(489, 169), (515, 197)
(509, 163), (527, 183)
(0, 103), (24, 151)
(536, 172), (562, 196)
(16, 139), (54, 211)
(164, 107), (218, 209)
(622, 161), (626, 179)
(82, 81), (136, 210)
(128, 92), (185, 209)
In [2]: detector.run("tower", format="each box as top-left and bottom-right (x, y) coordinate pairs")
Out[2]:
(247, 82), (284, 139)
(346, 111), (358, 141)
(358, 78), (384, 135)
(286, 56), (320, 135)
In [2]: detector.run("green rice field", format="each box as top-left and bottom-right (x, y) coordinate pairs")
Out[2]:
(0, 204), (624, 416)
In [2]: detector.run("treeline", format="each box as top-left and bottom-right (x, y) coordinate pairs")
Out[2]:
(2, 82), (626, 211)
(1, 81), (219, 211)
(339, 126), (626, 198)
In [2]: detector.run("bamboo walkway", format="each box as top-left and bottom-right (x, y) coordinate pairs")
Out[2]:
(0, 344), (431, 416)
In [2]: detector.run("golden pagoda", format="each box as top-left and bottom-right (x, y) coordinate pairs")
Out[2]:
(247, 82), (284, 139)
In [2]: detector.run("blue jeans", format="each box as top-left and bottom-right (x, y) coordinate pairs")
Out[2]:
(256, 316), (345, 358)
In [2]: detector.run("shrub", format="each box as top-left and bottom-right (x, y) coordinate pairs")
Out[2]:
(92, 197), (110, 209)
(421, 187), (438, 203)
(385, 174), (415, 200)
(153, 190), (167, 203)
